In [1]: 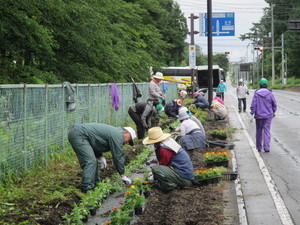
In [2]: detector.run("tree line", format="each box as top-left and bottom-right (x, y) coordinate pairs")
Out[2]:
(0, 0), (188, 84)
(240, 0), (300, 81)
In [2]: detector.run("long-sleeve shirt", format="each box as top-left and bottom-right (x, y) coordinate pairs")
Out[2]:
(130, 101), (154, 128)
(250, 88), (277, 119)
(72, 123), (125, 174)
(148, 80), (163, 100)
(180, 119), (200, 135)
(216, 83), (227, 93)
(156, 148), (175, 166)
(237, 84), (249, 99)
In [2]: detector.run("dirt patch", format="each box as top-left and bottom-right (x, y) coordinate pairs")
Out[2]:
(132, 118), (233, 225)
(282, 85), (300, 93)
(0, 112), (236, 225)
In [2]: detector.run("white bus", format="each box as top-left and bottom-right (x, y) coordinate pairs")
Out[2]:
(161, 65), (224, 89)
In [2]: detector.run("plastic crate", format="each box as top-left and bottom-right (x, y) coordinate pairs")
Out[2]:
(221, 171), (238, 180)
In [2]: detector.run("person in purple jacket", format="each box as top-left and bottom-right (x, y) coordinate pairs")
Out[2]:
(250, 78), (277, 153)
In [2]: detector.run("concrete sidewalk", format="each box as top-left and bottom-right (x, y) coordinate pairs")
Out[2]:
(225, 85), (290, 225)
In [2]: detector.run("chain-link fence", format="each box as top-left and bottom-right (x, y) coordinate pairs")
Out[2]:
(0, 82), (178, 181)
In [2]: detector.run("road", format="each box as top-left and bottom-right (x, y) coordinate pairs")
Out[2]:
(227, 84), (300, 225)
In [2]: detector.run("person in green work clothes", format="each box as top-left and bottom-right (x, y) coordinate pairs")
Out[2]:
(68, 123), (137, 193)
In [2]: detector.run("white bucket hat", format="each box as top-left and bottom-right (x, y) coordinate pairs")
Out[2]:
(143, 127), (171, 145)
(178, 110), (189, 121)
(123, 127), (136, 146)
(153, 72), (163, 80)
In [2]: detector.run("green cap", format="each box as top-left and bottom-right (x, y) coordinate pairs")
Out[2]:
(156, 104), (163, 112)
(259, 78), (268, 86)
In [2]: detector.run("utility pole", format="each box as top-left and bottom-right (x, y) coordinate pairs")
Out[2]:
(189, 14), (199, 96)
(207, 0), (213, 106)
(271, 3), (275, 85)
(281, 33), (285, 85)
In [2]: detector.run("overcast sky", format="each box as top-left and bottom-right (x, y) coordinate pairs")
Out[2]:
(175, 0), (269, 62)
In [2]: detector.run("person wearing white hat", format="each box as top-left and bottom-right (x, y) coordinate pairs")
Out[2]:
(148, 72), (166, 102)
(236, 79), (249, 113)
(178, 107), (205, 135)
(143, 127), (194, 192)
(177, 111), (208, 151)
(68, 123), (136, 193)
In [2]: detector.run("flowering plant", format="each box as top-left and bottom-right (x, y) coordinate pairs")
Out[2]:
(132, 178), (143, 192)
(109, 206), (132, 224)
(210, 129), (228, 137)
(194, 168), (222, 180)
(203, 152), (229, 163)
(134, 193), (145, 207)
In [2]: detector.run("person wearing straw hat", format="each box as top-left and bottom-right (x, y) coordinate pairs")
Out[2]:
(177, 111), (208, 151)
(148, 72), (166, 102)
(68, 123), (136, 193)
(128, 99), (164, 139)
(143, 127), (194, 192)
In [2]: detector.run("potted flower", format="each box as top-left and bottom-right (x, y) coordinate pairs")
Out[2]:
(203, 152), (229, 167)
(210, 129), (228, 140)
(194, 168), (222, 185)
(133, 193), (145, 215)
(142, 181), (151, 198)
(109, 206), (132, 225)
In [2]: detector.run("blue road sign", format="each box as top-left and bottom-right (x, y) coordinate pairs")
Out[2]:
(199, 12), (235, 37)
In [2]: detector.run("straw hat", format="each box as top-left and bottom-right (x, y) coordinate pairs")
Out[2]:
(142, 127), (171, 145)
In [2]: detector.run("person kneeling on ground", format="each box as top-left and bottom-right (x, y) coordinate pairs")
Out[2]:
(164, 99), (183, 118)
(178, 107), (205, 136)
(142, 127), (194, 192)
(68, 123), (136, 193)
(211, 100), (228, 120)
(177, 110), (208, 151)
(192, 92), (209, 109)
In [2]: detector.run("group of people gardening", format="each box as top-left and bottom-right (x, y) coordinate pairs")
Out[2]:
(68, 71), (276, 193)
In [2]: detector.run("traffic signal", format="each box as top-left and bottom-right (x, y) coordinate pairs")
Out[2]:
(254, 47), (264, 51)
(225, 51), (232, 54)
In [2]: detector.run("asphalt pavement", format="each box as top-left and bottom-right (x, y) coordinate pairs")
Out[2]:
(225, 82), (294, 225)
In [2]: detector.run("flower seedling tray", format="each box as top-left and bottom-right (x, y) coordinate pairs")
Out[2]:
(221, 171), (238, 180)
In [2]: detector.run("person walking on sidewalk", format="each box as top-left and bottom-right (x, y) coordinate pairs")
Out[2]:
(216, 80), (227, 101)
(142, 127), (194, 192)
(237, 79), (249, 113)
(250, 78), (277, 153)
(68, 123), (136, 192)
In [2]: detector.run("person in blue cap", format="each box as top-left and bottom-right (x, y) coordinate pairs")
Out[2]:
(250, 78), (277, 153)
(68, 123), (136, 192)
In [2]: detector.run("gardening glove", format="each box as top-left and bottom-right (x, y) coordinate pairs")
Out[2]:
(100, 157), (107, 170)
(121, 176), (132, 185)
(147, 172), (154, 182)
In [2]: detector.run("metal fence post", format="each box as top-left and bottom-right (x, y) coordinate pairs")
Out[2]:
(45, 84), (49, 166)
(23, 84), (27, 169)
(62, 83), (65, 151)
